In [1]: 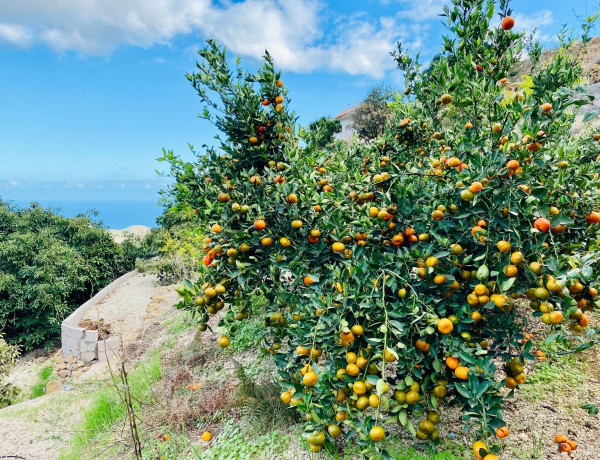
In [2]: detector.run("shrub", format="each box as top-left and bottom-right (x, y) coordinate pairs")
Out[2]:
(0, 332), (20, 407)
(165, 1), (600, 457)
(0, 202), (140, 349)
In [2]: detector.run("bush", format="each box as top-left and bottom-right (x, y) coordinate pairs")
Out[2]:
(0, 332), (20, 407)
(166, 1), (600, 457)
(136, 225), (204, 284)
(0, 202), (141, 349)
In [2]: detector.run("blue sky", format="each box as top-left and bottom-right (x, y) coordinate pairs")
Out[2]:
(0, 0), (596, 226)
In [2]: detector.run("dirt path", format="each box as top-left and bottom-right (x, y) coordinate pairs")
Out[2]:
(0, 273), (178, 460)
(82, 274), (171, 343)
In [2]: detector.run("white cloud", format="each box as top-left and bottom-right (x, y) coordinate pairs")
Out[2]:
(383, 0), (448, 21)
(513, 10), (553, 43)
(0, 0), (427, 77)
(0, 23), (32, 45)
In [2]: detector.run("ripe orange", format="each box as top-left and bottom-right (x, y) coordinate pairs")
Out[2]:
(554, 434), (567, 443)
(497, 240), (511, 252)
(254, 219), (266, 230)
(558, 442), (571, 453)
(340, 331), (355, 346)
(303, 275), (314, 286)
(287, 193), (298, 204)
(473, 441), (488, 460)
(437, 318), (453, 334)
(469, 181), (483, 193)
(369, 426), (385, 441)
(550, 311), (563, 324)
(303, 371), (318, 387)
(332, 242), (345, 252)
(501, 16), (515, 30)
(541, 102), (553, 113)
(446, 356), (459, 369)
(217, 335), (230, 348)
(448, 157), (461, 167)
(496, 426), (509, 438)
(586, 211), (600, 223)
(455, 366), (469, 380)
(415, 339), (430, 352)
(506, 159), (520, 169)
(280, 391), (291, 404)
(202, 431), (212, 442)
(534, 217), (550, 232)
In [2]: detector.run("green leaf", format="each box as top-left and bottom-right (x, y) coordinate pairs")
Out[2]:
(398, 410), (408, 426)
(583, 110), (600, 123)
(376, 378), (386, 396)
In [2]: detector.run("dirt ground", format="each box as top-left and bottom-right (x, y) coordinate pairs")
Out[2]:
(0, 273), (178, 460)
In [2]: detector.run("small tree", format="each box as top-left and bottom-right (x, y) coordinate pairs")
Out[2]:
(352, 84), (395, 140)
(302, 116), (341, 149)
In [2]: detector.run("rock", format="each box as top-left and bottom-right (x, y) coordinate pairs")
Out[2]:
(55, 363), (67, 371)
(58, 370), (70, 378)
(66, 355), (75, 363)
(82, 366), (91, 372)
(76, 361), (85, 368)
(66, 363), (74, 371)
(561, 453), (570, 460)
(55, 356), (64, 364)
(153, 321), (160, 325)
(517, 433), (528, 442)
(74, 369), (83, 379)
(45, 380), (63, 394)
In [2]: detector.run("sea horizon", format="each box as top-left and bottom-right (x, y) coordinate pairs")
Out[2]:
(6, 198), (164, 229)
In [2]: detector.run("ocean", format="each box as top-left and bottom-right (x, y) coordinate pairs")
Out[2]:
(10, 199), (164, 229)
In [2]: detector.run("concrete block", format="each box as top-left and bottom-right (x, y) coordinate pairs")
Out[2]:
(80, 351), (97, 363)
(85, 329), (99, 342)
(65, 327), (85, 340)
(79, 340), (98, 354)
(98, 337), (120, 362)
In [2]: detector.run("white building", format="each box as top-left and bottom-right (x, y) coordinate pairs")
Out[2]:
(334, 106), (358, 142)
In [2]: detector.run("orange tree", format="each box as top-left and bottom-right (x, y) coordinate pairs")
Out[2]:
(164, 1), (600, 457)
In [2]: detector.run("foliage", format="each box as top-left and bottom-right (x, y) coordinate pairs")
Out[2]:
(0, 202), (141, 349)
(165, 0), (600, 457)
(0, 332), (19, 375)
(301, 116), (342, 149)
(137, 225), (204, 284)
(352, 84), (396, 140)
(0, 332), (20, 408)
(233, 361), (300, 432)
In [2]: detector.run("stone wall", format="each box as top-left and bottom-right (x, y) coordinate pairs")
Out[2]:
(61, 270), (137, 362)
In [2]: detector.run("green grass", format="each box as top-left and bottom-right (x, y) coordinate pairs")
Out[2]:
(165, 312), (196, 335)
(521, 341), (588, 401)
(201, 421), (290, 460)
(59, 351), (163, 459)
(30, 364), (54, 399)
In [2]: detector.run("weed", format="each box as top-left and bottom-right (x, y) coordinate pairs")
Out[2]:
(30, 364), (54, 399)
(232, 361), (299, 432)
(61, 351), (162, 458)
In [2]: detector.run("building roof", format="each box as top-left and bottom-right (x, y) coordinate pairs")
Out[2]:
(334, 105), (358, 120)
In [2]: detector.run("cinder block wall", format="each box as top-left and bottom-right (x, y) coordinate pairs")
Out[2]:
(61, 270), (136, 362)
